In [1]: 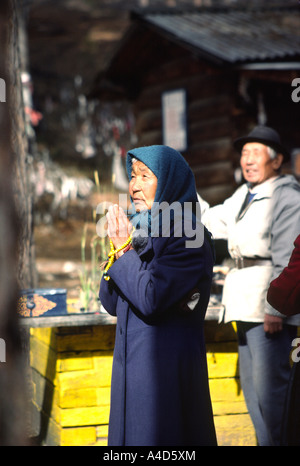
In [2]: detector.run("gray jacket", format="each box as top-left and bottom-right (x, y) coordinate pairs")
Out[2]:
(200, 175), (300, 324)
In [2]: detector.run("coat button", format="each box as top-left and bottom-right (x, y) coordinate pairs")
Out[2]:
(119, 328), (123, 335)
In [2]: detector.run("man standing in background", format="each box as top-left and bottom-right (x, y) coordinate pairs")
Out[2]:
(199, 126), (300, 446)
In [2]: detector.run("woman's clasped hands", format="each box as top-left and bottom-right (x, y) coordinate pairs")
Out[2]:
(106, 204), (133, 259)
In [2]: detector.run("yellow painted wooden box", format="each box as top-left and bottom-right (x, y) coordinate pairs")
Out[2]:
(29, 324), (116, 446)
(205, 320), (256, 446)
(29, 319), (256, 446)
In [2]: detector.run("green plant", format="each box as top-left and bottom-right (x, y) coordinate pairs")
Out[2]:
(78, 225), (108, 312)
(78, 170), (109, 311)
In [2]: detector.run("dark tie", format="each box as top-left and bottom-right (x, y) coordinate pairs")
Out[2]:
(237, 190), (256, 219)
(246, 192), (256, 204)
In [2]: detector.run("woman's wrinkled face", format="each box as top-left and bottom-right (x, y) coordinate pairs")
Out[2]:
(129, 160), (157, 211)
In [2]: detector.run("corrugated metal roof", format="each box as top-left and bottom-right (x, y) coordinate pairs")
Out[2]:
(139, 8), (300, 64)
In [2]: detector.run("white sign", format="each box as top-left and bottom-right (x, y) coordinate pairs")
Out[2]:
(0, 78), (5, 102)
(162, 89), (187, 152)
(0, 338), (6, 362)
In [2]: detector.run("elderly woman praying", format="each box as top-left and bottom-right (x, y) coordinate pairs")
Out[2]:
(99, 145), (217, 446)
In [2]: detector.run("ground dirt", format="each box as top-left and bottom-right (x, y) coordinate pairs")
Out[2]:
(34, 217), (108, 303)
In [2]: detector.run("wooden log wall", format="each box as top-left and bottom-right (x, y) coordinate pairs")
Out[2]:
(133, 54), (238, 206)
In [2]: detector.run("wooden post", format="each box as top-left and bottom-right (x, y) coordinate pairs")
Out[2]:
(0, 0), (35, 445)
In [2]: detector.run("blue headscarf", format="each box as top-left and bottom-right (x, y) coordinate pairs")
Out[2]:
(126, 145), (199, 237)
(126, 145), (198, 205)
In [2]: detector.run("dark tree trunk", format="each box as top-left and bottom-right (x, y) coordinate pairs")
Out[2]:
(0, 0), (36, 445)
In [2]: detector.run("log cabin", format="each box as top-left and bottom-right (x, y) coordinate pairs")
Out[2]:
(26, 3), (300, 445)
(92, 2), (300, 207)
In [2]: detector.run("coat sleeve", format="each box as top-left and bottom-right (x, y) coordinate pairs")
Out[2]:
(265, 184), (300, 317)
(99, 275), (119, 316)
(105, 234), (213, 318)
(267, 235), (300, 316)
(199, 186), (247, 241)
(198, 191), (228, 240)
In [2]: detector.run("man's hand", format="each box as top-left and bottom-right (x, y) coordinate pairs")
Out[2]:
(264, 313), (283, 334)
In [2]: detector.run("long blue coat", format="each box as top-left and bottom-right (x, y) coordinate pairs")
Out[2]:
(99, 229), (217, 446)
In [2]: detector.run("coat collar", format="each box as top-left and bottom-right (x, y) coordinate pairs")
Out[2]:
(236, 177), (278, 221)
(247, 176), (278, 200)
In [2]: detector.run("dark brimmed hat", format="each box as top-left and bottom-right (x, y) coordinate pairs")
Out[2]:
(234, 126), (289, 161)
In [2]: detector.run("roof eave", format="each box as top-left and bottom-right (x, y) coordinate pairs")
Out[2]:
(237, 61), (300, 70)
